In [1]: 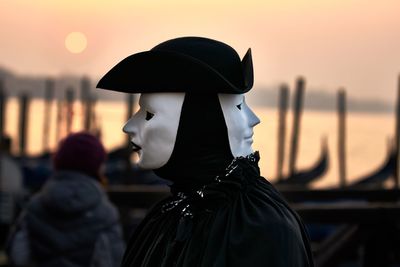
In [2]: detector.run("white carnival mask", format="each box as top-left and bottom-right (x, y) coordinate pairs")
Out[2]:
(218, 94), (260, 157)
(123, 93), (260, 169)
(123, 93), (185, 169)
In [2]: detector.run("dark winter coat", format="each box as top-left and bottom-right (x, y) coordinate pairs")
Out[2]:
(7, 171), (125, 267)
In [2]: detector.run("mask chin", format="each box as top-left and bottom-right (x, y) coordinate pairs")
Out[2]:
(123, 93), (186, 169)
(218, 94), (260, 158)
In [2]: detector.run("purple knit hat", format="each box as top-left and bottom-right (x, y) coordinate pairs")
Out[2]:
(53, 132), (107, 179)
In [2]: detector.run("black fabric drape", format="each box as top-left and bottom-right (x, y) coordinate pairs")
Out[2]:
(122, 153), (314, 266)
(154, 93), (233, 187)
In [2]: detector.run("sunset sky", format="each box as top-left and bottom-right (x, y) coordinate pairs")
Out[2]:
(1, 0), (400, 102)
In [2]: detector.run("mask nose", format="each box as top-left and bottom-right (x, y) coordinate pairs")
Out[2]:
(247, 106), (260, 128)
(122, 117), (136, 135)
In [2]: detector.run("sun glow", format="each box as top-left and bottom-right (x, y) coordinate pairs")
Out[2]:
(65, 32), (87, 54)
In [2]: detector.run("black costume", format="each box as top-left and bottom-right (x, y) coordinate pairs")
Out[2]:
(97, 37), (314, 267)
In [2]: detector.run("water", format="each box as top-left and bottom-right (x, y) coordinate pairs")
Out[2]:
(3, 98), (395, 189)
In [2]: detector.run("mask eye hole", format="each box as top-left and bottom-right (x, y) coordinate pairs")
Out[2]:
(145, 111), (154, 121)
(236, 103), (242, 110)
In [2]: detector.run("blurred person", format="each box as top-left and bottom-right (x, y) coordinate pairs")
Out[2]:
(0, 135), (24, 245)
(97, 37), (314, 266)
(0, 135), (23, 194)
(6, 132), (125, 267)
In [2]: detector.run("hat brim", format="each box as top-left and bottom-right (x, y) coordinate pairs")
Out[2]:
(96, 50), (252, 94)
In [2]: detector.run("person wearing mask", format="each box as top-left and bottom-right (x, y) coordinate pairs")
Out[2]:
(7, 132), (125, 267)
(97, 37), (314, 266)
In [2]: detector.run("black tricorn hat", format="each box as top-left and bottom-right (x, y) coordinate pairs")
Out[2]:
(96, 37), (253, 94)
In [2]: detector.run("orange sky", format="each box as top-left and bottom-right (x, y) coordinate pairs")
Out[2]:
(1, 0), (400, 102)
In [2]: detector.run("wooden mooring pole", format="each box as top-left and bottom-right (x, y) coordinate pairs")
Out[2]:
(277, 84), (289, 181)
(81, 77), (92, 131)
(0, 79), (6, 143)
(18, 93), (30, 156)
(89, 93), (101, 138)
(55, 100), (63, 143)
(0, 80), (6, 181)
(65, 88), (75, 135)
(395, 74), (400, 188)
(42, 79), (54, 152)
(338, 89), (347, 188)
(126, 94), (135, 145)
(288, 77), (305, 177)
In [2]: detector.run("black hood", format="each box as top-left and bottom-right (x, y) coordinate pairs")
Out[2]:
(154, 93), (234, 190)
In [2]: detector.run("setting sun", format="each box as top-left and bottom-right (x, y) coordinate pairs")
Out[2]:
(65, 32), (87, 54)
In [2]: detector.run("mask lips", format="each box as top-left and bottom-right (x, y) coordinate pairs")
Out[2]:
(130, 141), (142, 152)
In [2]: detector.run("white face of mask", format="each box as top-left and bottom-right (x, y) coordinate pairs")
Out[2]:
(218, 94), (260, 157)
(123, 93), (185, 169)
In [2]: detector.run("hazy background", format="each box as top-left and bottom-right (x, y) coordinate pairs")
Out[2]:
(1, 0), (399, 186)
(1, 0), (399, 104)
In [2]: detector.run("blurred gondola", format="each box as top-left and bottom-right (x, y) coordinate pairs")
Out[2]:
(275, 138), (329, 187)
(347, 145), (395, 189)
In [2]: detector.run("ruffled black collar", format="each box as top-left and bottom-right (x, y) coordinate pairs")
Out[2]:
(161, 152), (261, 244)
(169, 151), (260, 195)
